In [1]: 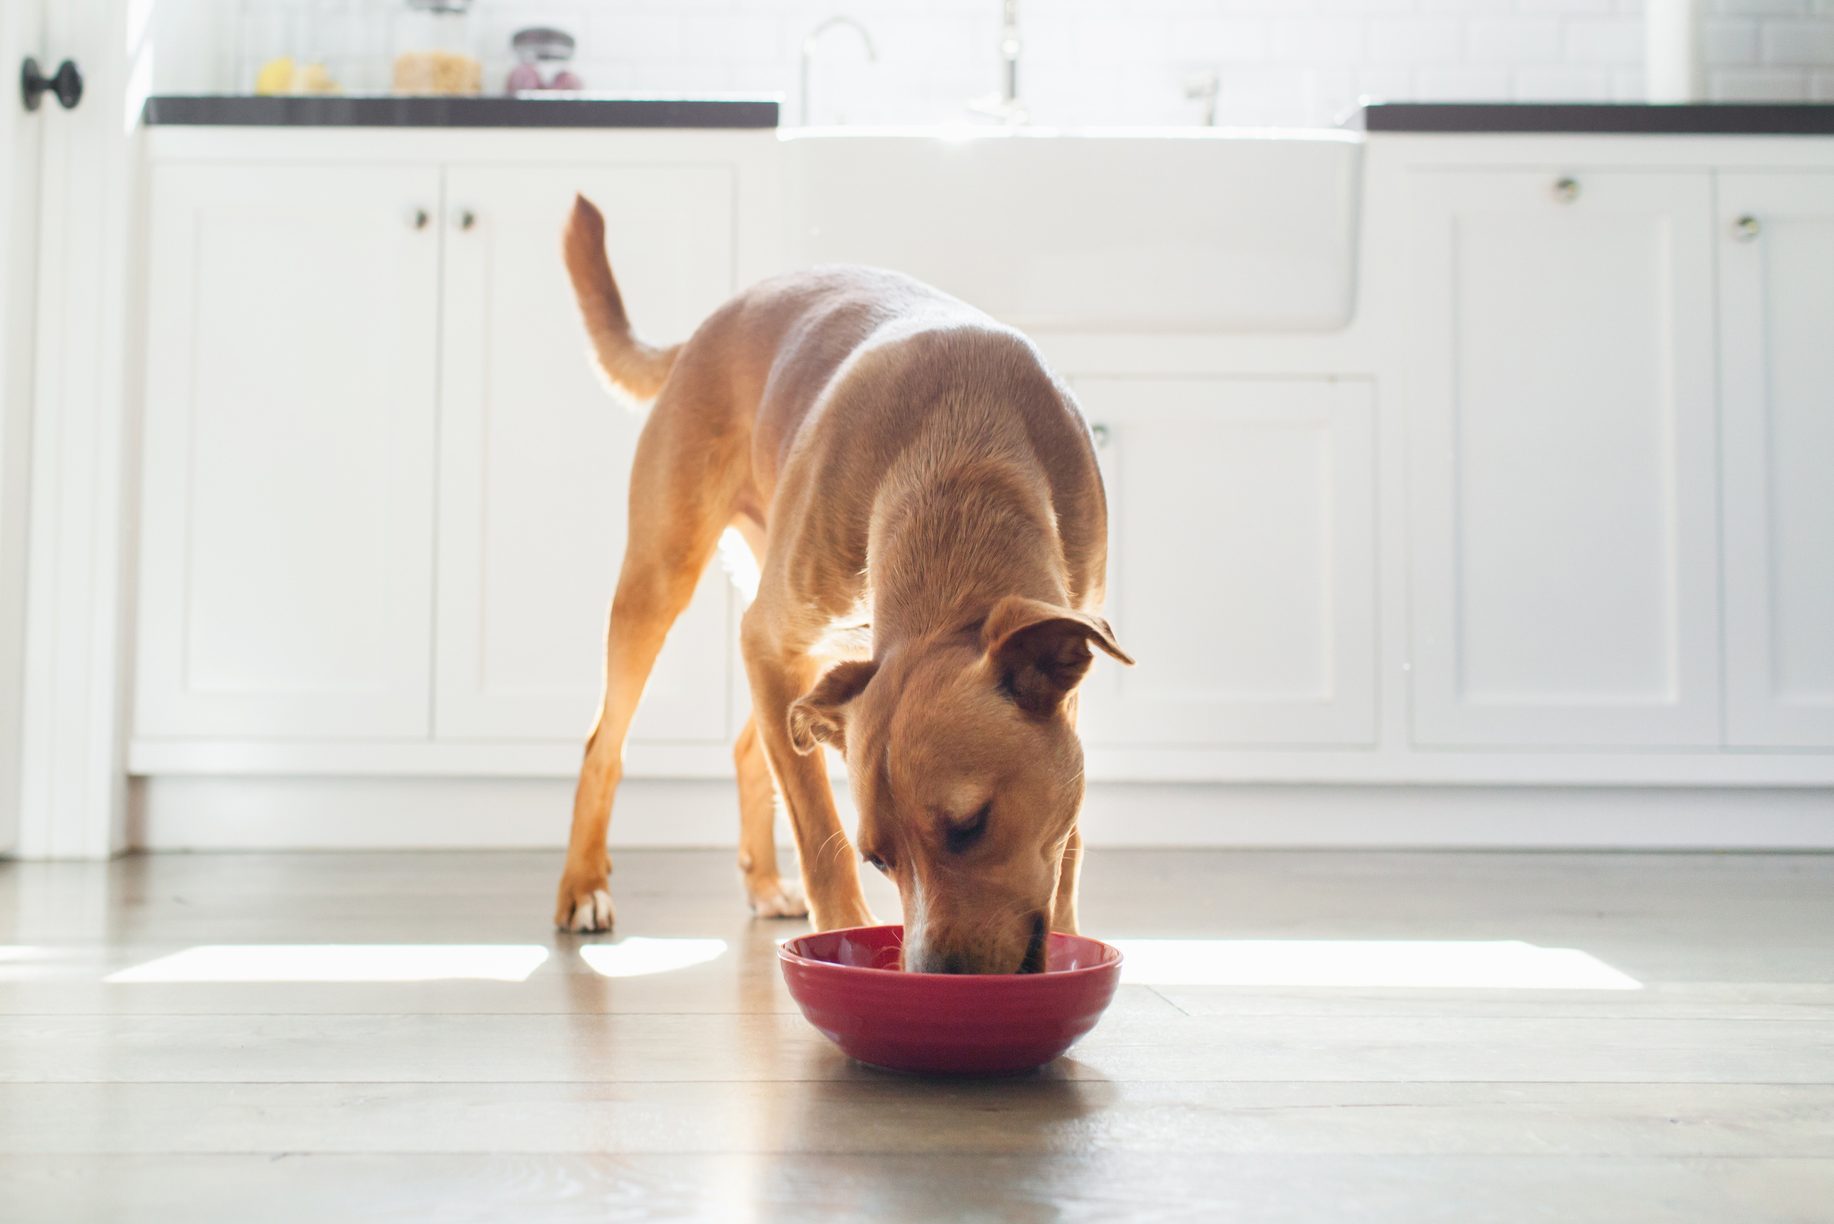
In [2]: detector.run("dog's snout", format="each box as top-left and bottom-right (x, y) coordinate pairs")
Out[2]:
(906, 912), (1051, 975)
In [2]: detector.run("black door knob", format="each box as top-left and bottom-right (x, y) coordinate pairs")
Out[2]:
(21, 58), (83, 112)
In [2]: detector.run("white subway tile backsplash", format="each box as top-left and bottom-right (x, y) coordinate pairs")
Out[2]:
(1408, 65), (1511, 97)
(156, 0), (1834, 128)
(1267, 18), (1367, 63)
(1611, 65), (1649, 98)
(1365, 18), (1465, 64)
(1564, 17), (1645, 63)
(1515, 0), (1617, 14)
(1072, 17), (1175, 65)
(1411, 65), (1512, 97)
(1170, 18), (1272, 62)
(1512, 64), (1614, 98)
(1703, 18), (1762, 64)
(1353, 65), (1419, 102)
(1710, 65), (1814, 95)
(1711, 0), (1808, 15)
(1464, 17), (1564, 62)
(1761, 18), (1834, 62)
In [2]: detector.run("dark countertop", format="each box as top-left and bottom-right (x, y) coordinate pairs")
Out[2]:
(1356, 102), (1834, 135)
(142, 94), (780, 129)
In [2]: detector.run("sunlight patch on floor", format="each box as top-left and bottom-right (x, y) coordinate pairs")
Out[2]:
(579, 937), (729, 978)
(104, 945), (551, 983)
(1112, 939), (1642, 990)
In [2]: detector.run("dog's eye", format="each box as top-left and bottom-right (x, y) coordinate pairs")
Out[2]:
(945, 803), (992, 854)
(862, 854), (889, 874)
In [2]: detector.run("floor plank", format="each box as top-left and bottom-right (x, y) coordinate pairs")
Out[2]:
(0, 1080), (1829, 1158)
(3, 1153), (1831, 1224)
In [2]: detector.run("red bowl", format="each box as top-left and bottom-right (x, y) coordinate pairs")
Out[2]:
(778, 924), (1122, 1076)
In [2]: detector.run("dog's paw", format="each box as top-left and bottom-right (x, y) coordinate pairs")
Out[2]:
(746, 877), (809, 920)
(555, 869), (615, 933)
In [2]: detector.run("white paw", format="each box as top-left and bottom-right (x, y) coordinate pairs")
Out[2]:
(747, 879), (809, 920)
(568, 888), (615, 933)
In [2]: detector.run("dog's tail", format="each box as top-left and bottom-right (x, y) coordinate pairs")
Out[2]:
(563, 194), (681, 405)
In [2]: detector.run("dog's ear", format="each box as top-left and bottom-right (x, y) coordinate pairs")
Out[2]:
(788, 660), (880, 754)
(983, 596), (1134, 716)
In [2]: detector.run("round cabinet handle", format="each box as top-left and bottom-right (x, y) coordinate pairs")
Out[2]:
(1734, 214), (1761, 243)
(410, 208), (430, 231)
(1552, 177), (1580, 204)
(1090, 423), (1111, 449)
(455, 209), (477, 231)
(20, 57), (83, 111)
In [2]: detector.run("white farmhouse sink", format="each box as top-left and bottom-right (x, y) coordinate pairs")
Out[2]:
(780, 128), (1362, 333)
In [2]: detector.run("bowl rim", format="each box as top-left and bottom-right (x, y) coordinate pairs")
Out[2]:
(778, 922), (1123, 981)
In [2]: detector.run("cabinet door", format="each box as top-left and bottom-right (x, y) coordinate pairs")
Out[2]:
(1405, 170), (1720, 748)
(1071, 378), (1376, 748)
(136, 165), (442, 739)
(435, 166), (736, 749)
(1720, 173), (1834, 748)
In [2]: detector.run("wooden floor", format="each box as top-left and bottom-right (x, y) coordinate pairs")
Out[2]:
(2, 847), (1832, 1222)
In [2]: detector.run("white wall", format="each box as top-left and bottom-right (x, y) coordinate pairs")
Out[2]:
(158, 0), (1834, 126)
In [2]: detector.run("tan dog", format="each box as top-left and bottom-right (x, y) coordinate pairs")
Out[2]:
(553, 196), (1131, 973)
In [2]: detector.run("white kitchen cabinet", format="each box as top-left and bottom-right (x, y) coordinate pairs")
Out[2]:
(434, 165), (737, 746)
(1405, 169), (1721, 748)
(1719, 173), (1834, 748)
(136, 165), (442, 739)
(1071, 377), (1377, 748)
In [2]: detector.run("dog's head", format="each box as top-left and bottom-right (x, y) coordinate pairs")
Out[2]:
(788, 595), (1132, 974)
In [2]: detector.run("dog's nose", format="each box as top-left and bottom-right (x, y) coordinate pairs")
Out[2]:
(1020, 914), (1047, 974)
(904, 944), (972, 974)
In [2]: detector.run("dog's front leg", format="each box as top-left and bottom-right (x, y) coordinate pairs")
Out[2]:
(740, 631), (874, 932)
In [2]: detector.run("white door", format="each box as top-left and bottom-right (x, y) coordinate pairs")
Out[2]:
(1405, 170), (1720, 748)
(1071, 377), (1377, 748)
(434, 165), (736, 755)
(135, 165), (442, 740)
(0, 0), (47, 850)
(1720, 173), (1834, 748)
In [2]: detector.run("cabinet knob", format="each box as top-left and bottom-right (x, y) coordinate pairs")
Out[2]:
(1733, 214), (1761, 243)
(409, 208), (430, 230)
(455, 209), (477, 231)
(1552, 177), (1580, 204)
(1090, 423), (1111, 449)
(20, 57), (83, 111)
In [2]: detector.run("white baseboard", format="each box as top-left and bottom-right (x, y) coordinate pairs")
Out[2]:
(129, 776), (1834, 851)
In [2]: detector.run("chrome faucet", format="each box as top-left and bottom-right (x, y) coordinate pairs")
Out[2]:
(799, 16), (877, 125)
(969, 0), (1027, 124)
(1185, 71), (1220, 127)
